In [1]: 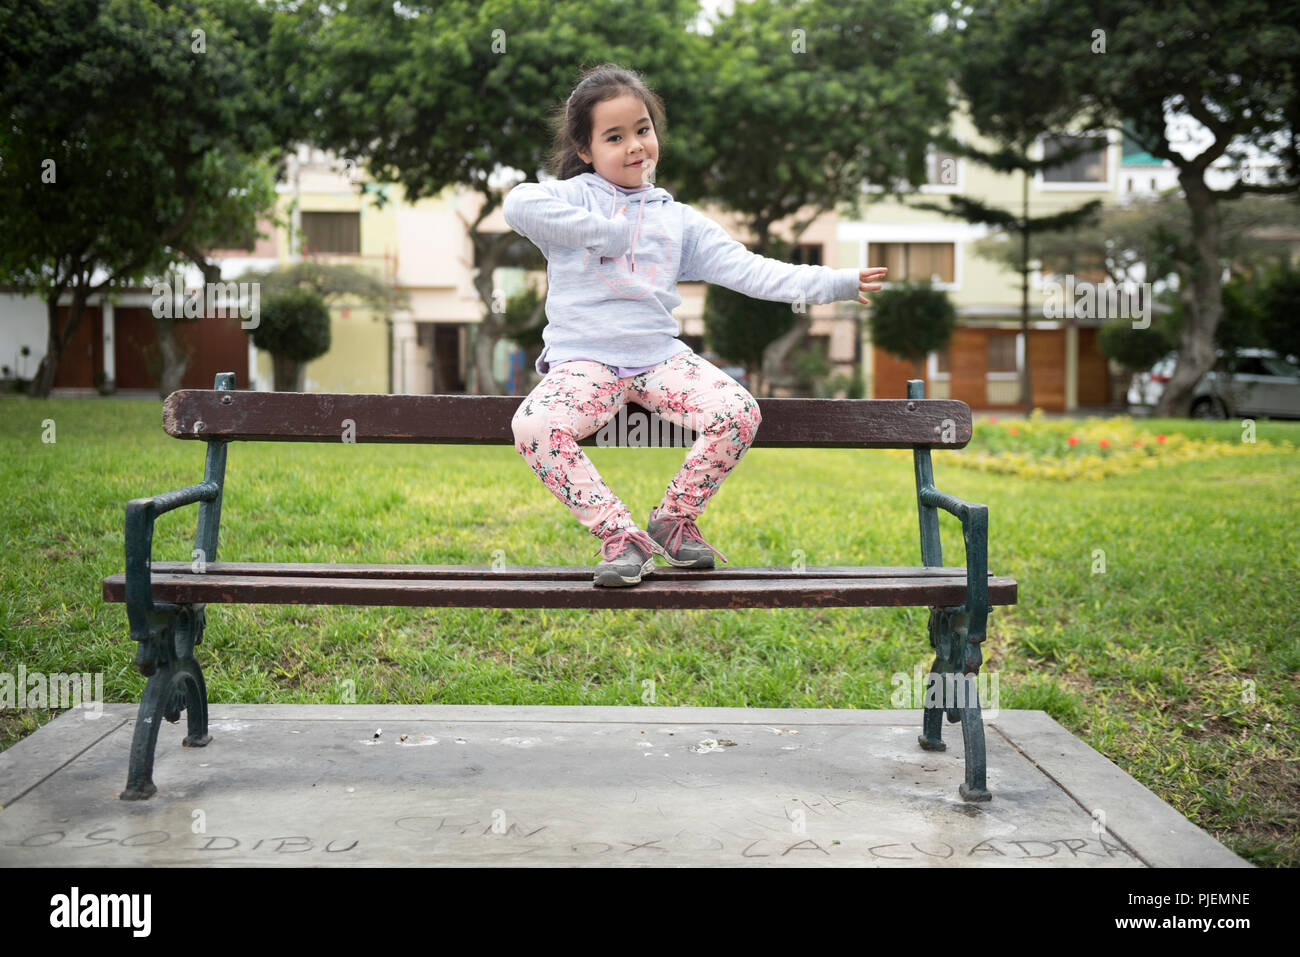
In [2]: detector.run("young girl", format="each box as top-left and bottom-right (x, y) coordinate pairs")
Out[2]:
(505, 64), (886, 587)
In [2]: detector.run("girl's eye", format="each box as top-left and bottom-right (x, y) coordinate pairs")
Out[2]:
(609, 127), (650, 142)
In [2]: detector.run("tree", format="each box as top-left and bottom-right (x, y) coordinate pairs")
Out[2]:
(980, 190), (1300, 395)
(500, 279), (547, 383)
(915, 181), (1101, 414)
(673, 0), (958, 395)
(701, 285), (791, 397)
(867, 281), (958, 380)
(947, 0), (1300, 416)
(234, 260), (409, 390)
(0, 0), (313, 397)
(974, 192), (1300, 295)
(915, 3), (1107, 412)
(1097, 310), (1179, 402)
(250, 288), (331, 392)
(150, 152), (280, 396)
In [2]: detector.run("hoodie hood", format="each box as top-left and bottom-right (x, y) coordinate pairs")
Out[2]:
(575, 171), (673, 274)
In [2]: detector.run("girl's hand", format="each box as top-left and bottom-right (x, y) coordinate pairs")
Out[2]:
(858, 266), (888, 305)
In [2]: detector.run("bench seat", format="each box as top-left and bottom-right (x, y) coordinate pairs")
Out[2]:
(103, 562), (1018, 610)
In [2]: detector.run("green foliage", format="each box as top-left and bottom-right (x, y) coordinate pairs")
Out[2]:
(0, 0), (311, 393)
(1216, 274), (1265, 355)
(235, 261), (406, 316)
(668, 0), (957, 217)
(501, 281), (546, 352)
(1098, 314), (1179, 373)
(1116, 263), (1300, 371)
(1258, 262), (1300, 359)
(702, 284), (793, 372)
(790, 342), (832, 394)
(867, 281), (956, 370)
(251, 288), (331, 363)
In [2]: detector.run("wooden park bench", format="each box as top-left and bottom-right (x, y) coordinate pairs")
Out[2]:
(102, 373), (1017, 804)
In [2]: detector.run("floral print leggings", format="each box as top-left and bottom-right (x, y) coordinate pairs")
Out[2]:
(511, 350), (762, 541)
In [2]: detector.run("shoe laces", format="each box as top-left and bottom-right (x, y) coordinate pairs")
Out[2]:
(652, 512), (728, 563)
(597, 527), (657, 562)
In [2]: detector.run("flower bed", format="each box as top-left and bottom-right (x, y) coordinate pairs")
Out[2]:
(885, 410), (1297, 481)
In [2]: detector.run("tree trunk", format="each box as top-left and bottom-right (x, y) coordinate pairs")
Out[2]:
(271, 354), (305, 392)
(30, 285), (82, 399)
(462, 204), (516, 396)
(152, 317), (190, 397)
(1019, 171), (1034, 415)
(761, 309), (812, 396)
(472, 312), (504, 396)
(1155, 174), (1223, 418)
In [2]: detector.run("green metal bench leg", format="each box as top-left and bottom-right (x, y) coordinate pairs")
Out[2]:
(917, 605), (991, 802)
(120, 605), (212, 801)
(918, 650), (947, 752)
(958, 682), (991, 802)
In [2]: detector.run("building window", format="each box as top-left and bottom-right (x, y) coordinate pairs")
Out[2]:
(301, 211), (361, 254)
(935, 349), (950, 374)
(1042, 134), (1107, 184)
(926, 149), (959, 186)
(988, 334), (1018, 373)
(869, 242), (955, 283)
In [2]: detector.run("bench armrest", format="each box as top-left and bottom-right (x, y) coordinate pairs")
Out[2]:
(124, 481), (220, 640)
(916, 484), (989, 642)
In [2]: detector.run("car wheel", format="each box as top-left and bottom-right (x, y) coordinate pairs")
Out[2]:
(1191, 397), (1227, 419)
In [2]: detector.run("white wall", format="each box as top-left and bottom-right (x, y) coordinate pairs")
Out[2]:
(0, 294), (51, 378)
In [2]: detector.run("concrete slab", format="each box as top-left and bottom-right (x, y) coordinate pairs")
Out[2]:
(0, 705), (1249, 867)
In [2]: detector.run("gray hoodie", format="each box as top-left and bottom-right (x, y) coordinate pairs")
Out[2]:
(502, 171), (861, 376)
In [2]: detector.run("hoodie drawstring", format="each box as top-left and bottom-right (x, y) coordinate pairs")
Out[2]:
(608, 181), (649, 272)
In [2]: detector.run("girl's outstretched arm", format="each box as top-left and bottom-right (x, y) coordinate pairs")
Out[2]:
(678, 204), (861, 305)
(503, 179), (633, 258)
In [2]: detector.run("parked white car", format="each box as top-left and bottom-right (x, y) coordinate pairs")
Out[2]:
(1128, 348), (1300, 419)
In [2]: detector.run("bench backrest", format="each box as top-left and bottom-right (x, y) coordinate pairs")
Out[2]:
(163, 374), (971, 450)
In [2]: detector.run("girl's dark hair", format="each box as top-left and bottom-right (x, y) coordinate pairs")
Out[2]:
(545, 63), (668, 180)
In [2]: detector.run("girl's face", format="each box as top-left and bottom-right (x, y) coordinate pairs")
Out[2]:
(578, 93), (659, 189)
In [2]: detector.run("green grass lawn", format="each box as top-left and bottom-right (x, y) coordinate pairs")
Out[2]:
(2, 397), (1297, 865)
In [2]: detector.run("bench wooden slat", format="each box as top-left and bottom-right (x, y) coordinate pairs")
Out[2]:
(103, 571), (1017, 609)
(162, 392), (973, 449)
(144, 561), (1003, 581)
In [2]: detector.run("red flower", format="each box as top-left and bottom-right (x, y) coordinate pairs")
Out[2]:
(1133, 440), (1143, 447)
(1067, 436), (1078, 446)
(988, 416), (998, 423)
(1099, 439), (1110, 448)
(1156, 434), (1167, 443)
(1008, 426), (1019, 435)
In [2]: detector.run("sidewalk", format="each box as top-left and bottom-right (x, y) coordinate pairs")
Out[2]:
(0, 705), (1249, 867)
